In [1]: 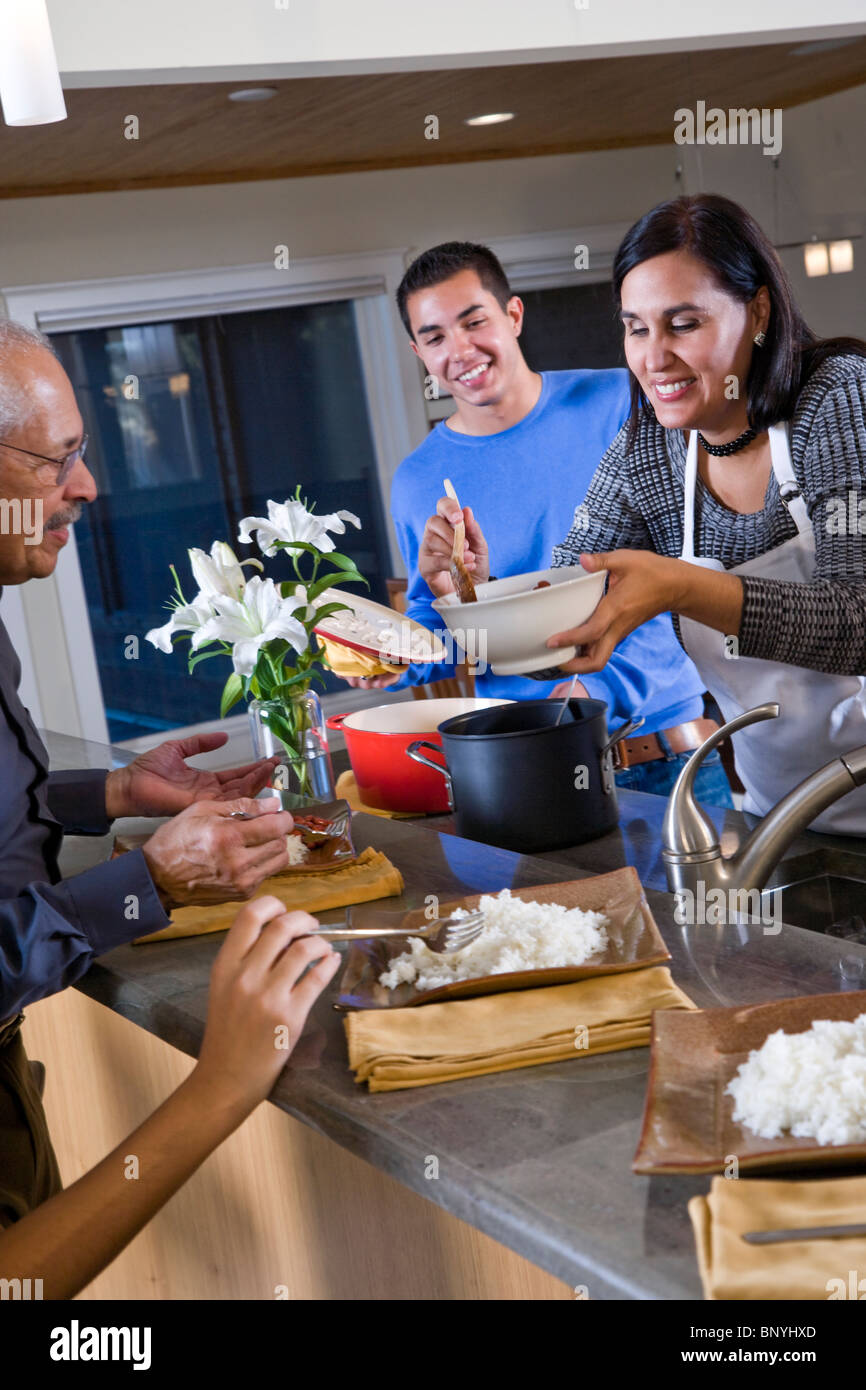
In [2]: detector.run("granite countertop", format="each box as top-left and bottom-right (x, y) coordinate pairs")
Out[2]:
(55, 741), (866, 1301)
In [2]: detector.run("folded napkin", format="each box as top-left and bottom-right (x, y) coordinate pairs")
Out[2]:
(135, 846), (404, 944)
(320, 636), (406, 679)
(335, 769), (421, 819)
(345, 964), (695, 1092)
(689, 1173), (866, 1301)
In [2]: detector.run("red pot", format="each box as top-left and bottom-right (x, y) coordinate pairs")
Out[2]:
(326, 698), (512, 813)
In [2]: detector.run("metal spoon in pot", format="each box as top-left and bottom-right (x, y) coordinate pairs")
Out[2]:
(554, 675), (578, 727)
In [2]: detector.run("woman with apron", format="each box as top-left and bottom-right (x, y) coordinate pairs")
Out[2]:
(542, 193), (866, 834)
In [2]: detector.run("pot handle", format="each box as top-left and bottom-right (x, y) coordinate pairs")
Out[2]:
(325, 712), (350, 731)
(599, 716), (645, 795)
(406, 740), (454, 812)
(600, 715), (645, 760)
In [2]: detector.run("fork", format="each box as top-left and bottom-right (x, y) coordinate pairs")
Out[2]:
(309, 910), (486, 955)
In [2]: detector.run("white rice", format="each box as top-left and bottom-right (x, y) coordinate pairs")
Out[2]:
(726, 1013), (866, 1146)
(286, 833), (310, 866)
(378, 888), (608, 991)
(323, 609), (438, 661)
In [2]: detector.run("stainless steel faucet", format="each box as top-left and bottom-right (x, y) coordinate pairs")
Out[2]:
(662, 702), (866, 896)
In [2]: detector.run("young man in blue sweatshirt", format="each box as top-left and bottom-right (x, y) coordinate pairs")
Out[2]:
(354, 242), (731, 802)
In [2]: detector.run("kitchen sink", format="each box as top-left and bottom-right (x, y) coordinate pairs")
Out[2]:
(760, 849), (866, 940)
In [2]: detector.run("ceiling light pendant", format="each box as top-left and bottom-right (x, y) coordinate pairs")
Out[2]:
(228, 87), (278, 103)
(0, 0), (66, 126)
(464, 112), (515, 127)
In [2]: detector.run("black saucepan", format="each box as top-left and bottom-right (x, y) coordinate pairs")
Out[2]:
(406, 698), (642, 854)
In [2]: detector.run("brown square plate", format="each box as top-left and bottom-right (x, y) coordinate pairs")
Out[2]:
(336, 865), (670, 1010)
(632, 989), (866, 1176)
(113, 798), (356, 876)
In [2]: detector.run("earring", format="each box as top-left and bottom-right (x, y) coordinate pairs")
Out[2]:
(753, 331), (766, 346)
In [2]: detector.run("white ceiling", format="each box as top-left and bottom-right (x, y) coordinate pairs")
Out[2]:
(46, 0), (866, 88)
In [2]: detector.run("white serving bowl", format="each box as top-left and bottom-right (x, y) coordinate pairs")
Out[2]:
(431, 566), (607, 676)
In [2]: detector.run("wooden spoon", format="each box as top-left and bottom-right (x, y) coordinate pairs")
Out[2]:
(443, 477), (478, 604)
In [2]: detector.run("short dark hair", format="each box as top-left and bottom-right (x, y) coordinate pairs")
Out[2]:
(396, 241), (513, 338)
(613, 193), (866, 447)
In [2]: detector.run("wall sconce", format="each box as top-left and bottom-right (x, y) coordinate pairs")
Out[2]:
(829, 240), (854, 274)
(0, 0), (66, 126)
(804, 239), (855, 277)
(804, 241), (830, 277)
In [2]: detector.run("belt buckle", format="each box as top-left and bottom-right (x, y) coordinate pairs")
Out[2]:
(611, 739), (627, 771)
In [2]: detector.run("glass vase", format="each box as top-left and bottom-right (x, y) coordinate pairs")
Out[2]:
(248, 689), (335, 802)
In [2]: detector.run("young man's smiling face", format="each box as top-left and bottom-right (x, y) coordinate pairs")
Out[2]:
(406, 269), (527, 413)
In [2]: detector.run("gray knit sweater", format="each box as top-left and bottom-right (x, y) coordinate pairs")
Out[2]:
(550, 353), (866, 675)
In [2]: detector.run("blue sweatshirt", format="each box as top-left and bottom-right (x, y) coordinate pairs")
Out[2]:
(390, 369), (705, 734)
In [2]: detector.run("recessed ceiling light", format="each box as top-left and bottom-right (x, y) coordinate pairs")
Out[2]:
(789, 37), (860, 57)
(464, 112), (515, 127)
(228, 87), (278, 103)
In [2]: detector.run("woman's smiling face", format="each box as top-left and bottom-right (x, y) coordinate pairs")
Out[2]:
(619, 249), (769, 438)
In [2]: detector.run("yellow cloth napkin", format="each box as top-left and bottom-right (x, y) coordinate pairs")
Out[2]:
(335, 769), (421, 819)
(135, 846), (404, 944)
(689, 1173), (866, 1301)
(345, 964), (695, 1092)
(319, 635), (407, 679)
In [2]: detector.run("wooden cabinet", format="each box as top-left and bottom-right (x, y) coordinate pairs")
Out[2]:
(23, 988), (571, 1300)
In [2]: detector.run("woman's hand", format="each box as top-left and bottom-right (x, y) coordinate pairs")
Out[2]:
(546, 551), (744, 672)
(418, 499), (490, 597)
(194, 896), (341, 1110)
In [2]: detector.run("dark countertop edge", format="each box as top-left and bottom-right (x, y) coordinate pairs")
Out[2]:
(71, 963), (679, 1297)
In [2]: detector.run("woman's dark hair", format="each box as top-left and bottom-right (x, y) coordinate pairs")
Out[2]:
(396, 241), (512, 338)
(613, 193), (866, 447)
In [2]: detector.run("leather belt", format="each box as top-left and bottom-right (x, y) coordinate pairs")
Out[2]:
(613, 718), (720, 771)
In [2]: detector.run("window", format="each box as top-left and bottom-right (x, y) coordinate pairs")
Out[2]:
(517, 280), (625, 372)
(51, 300), (391, 741)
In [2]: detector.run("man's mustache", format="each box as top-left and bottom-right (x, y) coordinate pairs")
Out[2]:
(44, 503), (84, 531)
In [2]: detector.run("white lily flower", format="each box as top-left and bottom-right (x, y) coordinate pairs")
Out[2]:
(192, 575), (309, 677)
(237, 497), (361, 557)
(145, 593), (215, 653)
(188, 541), (261, 599)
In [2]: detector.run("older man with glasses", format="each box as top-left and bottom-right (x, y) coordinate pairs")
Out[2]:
(0, 319), (295, 1227)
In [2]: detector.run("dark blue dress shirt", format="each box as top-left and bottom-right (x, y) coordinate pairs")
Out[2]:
(0, 611), (169, 1023)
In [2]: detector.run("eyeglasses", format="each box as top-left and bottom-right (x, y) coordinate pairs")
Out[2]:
(0, 434), (89, 487)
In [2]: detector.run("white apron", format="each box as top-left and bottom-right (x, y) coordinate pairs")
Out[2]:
(678, 422), (866, 834)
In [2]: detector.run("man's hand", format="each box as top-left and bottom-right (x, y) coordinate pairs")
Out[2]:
(141, 797), (293, 909)
(418, 499), (490, 597)
(547, 677), (590, 700)
(105, 733), (280, 820)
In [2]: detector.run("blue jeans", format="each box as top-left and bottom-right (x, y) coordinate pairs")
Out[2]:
(614, 744), (734, 808)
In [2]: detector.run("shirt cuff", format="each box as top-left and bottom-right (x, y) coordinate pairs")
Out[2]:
(525, 665), (570, 681)
(46, 769), (111, 835)
(63, 850), (170, 955)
